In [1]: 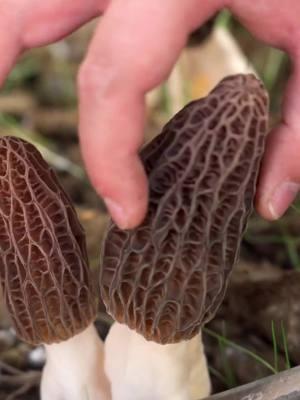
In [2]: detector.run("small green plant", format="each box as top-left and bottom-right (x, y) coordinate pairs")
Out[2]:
(245, 210), (300, 270)
(3, 55), (40, 92)
(204, 320), (291, 388)
(280, 321), (291, 370)
(217, 324), (237, 388)
(271, 320), (279, 372)
(204, 327), (277, 377)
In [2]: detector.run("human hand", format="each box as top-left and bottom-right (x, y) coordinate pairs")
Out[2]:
(1, 0), (300, 229)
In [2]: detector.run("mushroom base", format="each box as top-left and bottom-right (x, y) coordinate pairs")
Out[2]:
(41, 323), (111, 400)
(104, 322), (211, 400)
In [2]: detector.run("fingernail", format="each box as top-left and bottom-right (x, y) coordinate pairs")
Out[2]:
(104, 197), (128, 229)
(268, 182), (300, 219)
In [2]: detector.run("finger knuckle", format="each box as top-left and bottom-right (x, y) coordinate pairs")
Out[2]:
(78, 60), (124, 98)
(78, 62), (102, 93)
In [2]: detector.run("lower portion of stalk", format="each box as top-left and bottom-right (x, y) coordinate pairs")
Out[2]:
(41, 323), (111, 400)
(104, 322), (211, 400)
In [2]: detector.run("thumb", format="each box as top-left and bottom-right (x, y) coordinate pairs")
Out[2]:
(256, 53), (300, 219)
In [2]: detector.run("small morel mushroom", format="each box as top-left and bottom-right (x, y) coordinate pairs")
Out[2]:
(0, 136), (110, 400)
(100, 74), (269, 344)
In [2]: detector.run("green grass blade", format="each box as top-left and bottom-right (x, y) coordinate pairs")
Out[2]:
(263, 49), (286, 93)
(204, 328), (277, 374)
(207, 365), (228, 386)
(281, 321), (291, 370)
(215, 9), (233, 29)
(218, 337), (236, 388)
(291, 204), (300, 214)
(271, 320), (279, 373)
(279, 226), (300, 270)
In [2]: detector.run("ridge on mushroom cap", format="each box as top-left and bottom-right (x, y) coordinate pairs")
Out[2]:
(100, 74), (269, 345)
(0, 136), (96, 345)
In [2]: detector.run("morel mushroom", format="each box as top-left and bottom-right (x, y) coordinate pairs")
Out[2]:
(0, 136), (110, 400)
(100, 74), (269, 344)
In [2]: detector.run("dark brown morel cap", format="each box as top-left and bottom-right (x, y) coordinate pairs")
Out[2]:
(0, 137), (96, 345)
(100, 74), (269, 344)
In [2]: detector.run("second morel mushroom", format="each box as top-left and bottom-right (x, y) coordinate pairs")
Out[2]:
(100, 74), (269, 399)
(100, 73), (269, 343)
(0, 137), (110, 400)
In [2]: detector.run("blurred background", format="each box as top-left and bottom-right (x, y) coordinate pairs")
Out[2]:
(0, 10), (299, 400)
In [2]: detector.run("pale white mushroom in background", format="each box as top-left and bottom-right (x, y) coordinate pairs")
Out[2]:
(147, 24), (255, 115)
(0, 137), (111, 400)
(104, 322), (210, 400)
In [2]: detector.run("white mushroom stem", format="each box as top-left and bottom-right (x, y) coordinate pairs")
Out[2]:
(41, 323), (111, 400)
(104, 322), (211, 400)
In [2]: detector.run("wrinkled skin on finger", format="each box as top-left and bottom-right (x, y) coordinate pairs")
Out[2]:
(0, 0), (300, 227)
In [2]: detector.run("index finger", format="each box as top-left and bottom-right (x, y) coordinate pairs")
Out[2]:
(78, 0), (218, 229)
